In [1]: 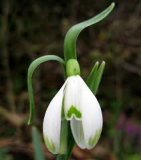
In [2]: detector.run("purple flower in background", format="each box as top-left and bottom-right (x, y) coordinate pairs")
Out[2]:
(137, 124), (141, 147)
(125, 121), (138, 139)
(116, 113), (126, 131)
(116, 112), (141, 151)
(138, 124), (141, 137)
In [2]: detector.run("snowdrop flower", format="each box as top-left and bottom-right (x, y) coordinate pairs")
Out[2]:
(43, 59), (103, 154)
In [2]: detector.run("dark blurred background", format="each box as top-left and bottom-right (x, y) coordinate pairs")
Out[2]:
(0, 0), (141, 159)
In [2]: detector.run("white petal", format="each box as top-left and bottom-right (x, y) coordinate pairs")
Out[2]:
(43, 82), (66, 154)
(71, 117), (86, 149)
(64, 76), (82, 120)
(78, 76), (103, 149)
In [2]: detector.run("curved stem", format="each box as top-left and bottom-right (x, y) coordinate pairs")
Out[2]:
(27, 55), (65, 125)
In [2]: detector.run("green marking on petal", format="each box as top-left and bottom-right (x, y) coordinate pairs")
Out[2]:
(61, 97), (65, 119)
(88, 129), (102, 147)
(67, 105), (82, 119)
(44, 136), (56, 153)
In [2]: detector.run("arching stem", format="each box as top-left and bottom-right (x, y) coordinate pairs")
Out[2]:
(27, 55), (65, 125)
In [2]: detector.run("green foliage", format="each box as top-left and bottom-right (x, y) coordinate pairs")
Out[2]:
(64, 3), (115, 62)
(87, 61), (105, 94)
(32, 126), (46, 160)
(0, 148), (12, 160)
(128, 155), (141, 160)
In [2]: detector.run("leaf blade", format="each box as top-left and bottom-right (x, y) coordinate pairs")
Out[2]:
(86, 61), (99, 90)
(88, 61), (105, 95)
(32, 126), (46, 160)
(64, 2), (115, 62)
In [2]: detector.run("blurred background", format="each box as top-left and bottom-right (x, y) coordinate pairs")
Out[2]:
(0, 0), (141, 159)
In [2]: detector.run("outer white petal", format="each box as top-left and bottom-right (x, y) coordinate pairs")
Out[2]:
(43, 82), (67, 154)
(64, 76), (82, 120)
(78, 76), (103, 149)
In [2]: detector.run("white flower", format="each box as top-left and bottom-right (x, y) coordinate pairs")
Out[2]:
(43, 75), (103, 154)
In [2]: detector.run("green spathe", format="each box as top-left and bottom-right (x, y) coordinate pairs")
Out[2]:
(44, 136), (56, 153)
(67, 105), (82, 119)
(66, 59), (80, 77)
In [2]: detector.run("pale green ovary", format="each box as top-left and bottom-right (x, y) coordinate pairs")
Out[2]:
(44, 135), (56, 153)
(88, 129), (102, 147)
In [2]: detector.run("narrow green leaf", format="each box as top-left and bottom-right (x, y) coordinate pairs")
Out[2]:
(86, 61), (99, 90)
(64, 2), (115, 62)
(64, 123), (75, 160)
(56, 122), (75, 160)
(27, 55), (65, 125)
(88, 61), (105, 94)
(32, 126), (46, 160)
(59, 120), (68, 154)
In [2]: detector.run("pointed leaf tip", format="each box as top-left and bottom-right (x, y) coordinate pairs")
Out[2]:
(111, 2), (115, 8)
(86, 61), (99, 90)
(87, 61), (106, 95)
(64, 2), (115, 62)
(102, 61), (105, 65)
(92, 62), (105, 94)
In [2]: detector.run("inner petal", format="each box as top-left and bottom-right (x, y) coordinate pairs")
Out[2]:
(71, 117), (86, 149)
(64, 76), (82, 120)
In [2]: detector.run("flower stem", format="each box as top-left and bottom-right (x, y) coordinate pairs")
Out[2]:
(56, 155), (65, 160)
(27, 55), (65, 125)
(56, 123), (75, 160)
(64, 123), (75, 160)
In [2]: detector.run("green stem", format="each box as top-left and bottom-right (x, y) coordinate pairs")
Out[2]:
(56, 122), (75, 160)
(64, 123), (75, 160)
(64, 139), (75, 160)
(56, 155), (65, 160)
(27, 55), (65, 125)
